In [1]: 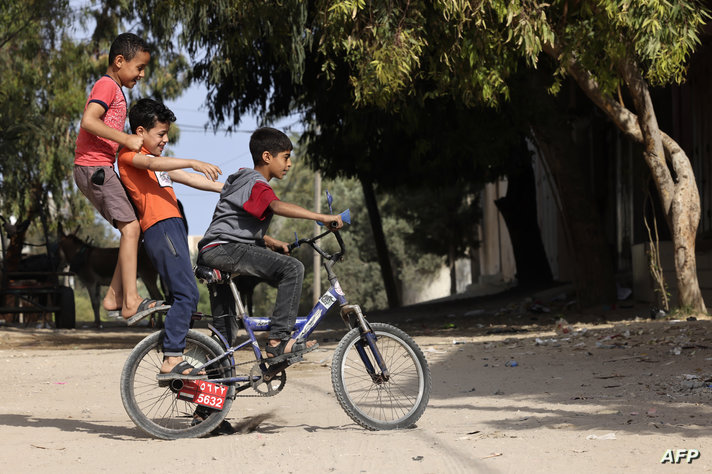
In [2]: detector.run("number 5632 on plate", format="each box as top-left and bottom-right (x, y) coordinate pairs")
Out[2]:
(177, 380), (227, 410)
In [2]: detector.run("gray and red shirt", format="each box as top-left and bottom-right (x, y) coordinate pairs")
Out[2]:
(199, 168), (279, 249)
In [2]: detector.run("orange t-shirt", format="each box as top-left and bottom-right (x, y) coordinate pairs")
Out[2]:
(117, 146), (182, 232)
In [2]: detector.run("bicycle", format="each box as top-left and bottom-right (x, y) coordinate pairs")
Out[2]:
(119, 195), (431, 439)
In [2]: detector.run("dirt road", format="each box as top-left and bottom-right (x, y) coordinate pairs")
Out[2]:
(1, 304), (711, 473)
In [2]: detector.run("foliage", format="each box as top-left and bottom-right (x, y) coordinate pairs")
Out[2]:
(117, 0), (710, 311)
(388, 185), (480, 262)
(124, 0), (517, 185)
(196, 279), (211, 314)
(124, 0), (496, 301)
(247, 143), (444, 316)
(317, 1), (709, 107)
(125, 0), (312, 126)
(0, 1), (94, 230)
(0, 0), (197, 263)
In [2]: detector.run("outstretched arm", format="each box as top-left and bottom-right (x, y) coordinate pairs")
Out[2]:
(269, 200), (343, 229)
(168, 169), (223, 192)
(129, 154), (222, 181)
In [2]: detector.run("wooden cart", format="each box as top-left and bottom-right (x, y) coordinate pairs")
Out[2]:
(0, 219), (75, 329)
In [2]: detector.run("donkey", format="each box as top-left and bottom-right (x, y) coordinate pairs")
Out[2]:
(57, 225), (163, 327)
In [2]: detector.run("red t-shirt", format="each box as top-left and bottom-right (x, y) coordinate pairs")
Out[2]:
(74, 76), (127, 166)
(116, 147), (182, 232)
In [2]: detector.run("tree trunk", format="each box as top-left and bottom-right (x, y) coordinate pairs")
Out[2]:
(360, 177), (401, 308)
(530, 124), (617, 307)
(448, 242), (456, 295)
(660, 135), (704, 310)
(618, 58), (704, 312)
(495, 140), (554, 289)
(546, 42), (706, 312)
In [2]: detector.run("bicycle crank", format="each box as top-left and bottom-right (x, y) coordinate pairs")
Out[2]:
(249, 364), (286, 396)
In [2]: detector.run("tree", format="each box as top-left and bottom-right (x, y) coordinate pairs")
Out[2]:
(507, 66), (616, 304)
(252, 145), (446, 315)
(0, 1), (94, 268)
(126, 0), (524, 308)
(317, 0), (709, 312)
(0, 1), (192, 269)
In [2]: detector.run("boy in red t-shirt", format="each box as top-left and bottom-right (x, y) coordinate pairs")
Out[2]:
(73, 33), (161, 322)
(117, 98), (222, 377)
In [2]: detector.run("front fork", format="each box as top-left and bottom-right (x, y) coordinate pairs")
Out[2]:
(340, 304), (390, 382)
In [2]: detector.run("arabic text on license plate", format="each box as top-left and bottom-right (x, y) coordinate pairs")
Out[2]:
(179, 380), (227, 410)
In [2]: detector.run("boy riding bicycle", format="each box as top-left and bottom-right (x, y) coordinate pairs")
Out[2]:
(197, 127), (343, 361)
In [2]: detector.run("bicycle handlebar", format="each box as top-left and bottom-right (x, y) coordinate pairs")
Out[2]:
(288, 227), (345, 262)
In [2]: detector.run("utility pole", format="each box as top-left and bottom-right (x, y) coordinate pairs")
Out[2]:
(313, 172), (322, 305)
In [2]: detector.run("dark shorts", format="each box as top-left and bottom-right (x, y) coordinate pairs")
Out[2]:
(74, 165), (136, 227)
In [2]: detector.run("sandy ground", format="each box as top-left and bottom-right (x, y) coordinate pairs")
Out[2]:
(1, 293), (711, 473)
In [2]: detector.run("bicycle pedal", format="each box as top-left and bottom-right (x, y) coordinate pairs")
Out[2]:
(263, 353), (302, 369)
(285, 354), (303, 365)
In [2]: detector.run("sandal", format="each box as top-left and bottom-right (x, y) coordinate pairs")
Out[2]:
(126, 298), (170, 326)
(156, 360), (207, 381)
(264, 338), (319, 364)
(192, 410), (235, 436)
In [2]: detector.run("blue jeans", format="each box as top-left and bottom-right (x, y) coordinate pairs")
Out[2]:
(143, 218), (199, 355)
(198, 243), (304, 340)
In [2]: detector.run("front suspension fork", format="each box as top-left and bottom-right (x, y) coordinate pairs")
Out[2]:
(340, 304), (390, 382)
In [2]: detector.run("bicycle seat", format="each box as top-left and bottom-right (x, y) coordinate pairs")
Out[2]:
(193, 265), (231, 284)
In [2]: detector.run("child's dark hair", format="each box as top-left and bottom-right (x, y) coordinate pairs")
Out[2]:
(249, 127), (293, 165)
(109, 33), (149, 65)
(128, 98), (176, 133)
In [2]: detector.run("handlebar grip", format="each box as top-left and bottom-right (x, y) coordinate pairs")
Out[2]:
(273, 245), (289, 254)
(329, 221), (339, 229)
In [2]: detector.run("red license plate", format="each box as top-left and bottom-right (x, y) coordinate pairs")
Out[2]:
(176, 380), (227, 410)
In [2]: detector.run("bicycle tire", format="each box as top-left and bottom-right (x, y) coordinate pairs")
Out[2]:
(120, 329), (235, 439)
(331, 323), (431, 430)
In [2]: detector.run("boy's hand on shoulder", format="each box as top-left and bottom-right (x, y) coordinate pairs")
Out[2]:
(125, 134), (143, 152)
(191, 160), (222, 181)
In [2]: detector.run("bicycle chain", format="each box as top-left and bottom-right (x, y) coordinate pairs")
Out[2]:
(228, 358), (285, 398)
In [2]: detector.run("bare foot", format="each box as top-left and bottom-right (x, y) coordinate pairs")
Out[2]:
(102, 289), (122, 312)
(284, 338), (317, 353)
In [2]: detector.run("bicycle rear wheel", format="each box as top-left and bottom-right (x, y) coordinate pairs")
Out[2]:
(120, 329), (235, 439)
(331, 323), (431, 430)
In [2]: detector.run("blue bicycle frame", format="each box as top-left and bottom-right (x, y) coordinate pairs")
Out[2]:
(193, 226), (389, 388)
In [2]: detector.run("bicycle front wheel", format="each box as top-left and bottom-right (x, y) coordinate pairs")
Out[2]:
(331, 323), (431, 430)
(120, 329), (235, 439)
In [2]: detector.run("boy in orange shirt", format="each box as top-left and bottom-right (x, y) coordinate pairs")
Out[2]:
(117, 98), (222, 377)
(74, 33), (160, 322)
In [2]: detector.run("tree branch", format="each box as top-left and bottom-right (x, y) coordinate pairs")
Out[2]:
(542, 42), (676, 215)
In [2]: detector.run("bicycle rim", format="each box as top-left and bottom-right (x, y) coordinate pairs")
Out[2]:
(332, 323), (430, 430)
(120, 330), (234, 439)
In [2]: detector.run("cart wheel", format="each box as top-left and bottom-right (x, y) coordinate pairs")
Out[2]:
(55, 286), (75, 329)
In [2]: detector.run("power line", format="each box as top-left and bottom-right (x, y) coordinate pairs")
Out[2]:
(175, 123), (304, 135)
(175, 124), (253, 133)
